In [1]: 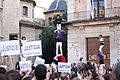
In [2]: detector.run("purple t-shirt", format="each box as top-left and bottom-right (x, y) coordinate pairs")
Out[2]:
(97, 52), (104, 60)
(54, 31), (64, 39)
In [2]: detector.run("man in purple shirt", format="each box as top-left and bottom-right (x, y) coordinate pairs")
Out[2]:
(97, 52), (104, 64)
(54, 30), (64, 56)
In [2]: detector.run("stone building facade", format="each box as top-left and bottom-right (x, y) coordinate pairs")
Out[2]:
(64, 0), (120, 65)
(0, 0), (43, 67)
(0, 0), (43, 41)
(20, 0), (43, 41)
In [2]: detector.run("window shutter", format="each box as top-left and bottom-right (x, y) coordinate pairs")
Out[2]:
(87, 0), (94, 19)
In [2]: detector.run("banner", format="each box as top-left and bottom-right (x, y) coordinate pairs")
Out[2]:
(0, 40), (20, 56)
(34, 57), (45, 67)
(22, 40), (42, 57)
(19, 60), (31, 71)
(58, 62), (71, 73)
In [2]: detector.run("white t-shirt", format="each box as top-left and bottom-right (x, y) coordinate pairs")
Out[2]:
(99, 64), (105, 75)
(100, 38), (104, 45)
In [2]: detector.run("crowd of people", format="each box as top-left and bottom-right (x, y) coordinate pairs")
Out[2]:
(0, 60), (119, 80)
(0, 15), (119, 80)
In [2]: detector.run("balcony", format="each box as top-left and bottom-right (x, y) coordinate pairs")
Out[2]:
(68, 7), (120, 22)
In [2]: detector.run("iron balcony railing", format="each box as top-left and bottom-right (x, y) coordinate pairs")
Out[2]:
(68, 7), (120, 21)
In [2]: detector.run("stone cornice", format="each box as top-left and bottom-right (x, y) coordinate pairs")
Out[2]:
(19, 20), (44, 28)
(44, 10), (65, 14)
(20, 0), (36, 6)
(63, 17), (120, 26)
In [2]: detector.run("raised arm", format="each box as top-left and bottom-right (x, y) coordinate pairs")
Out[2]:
(62, 19), (67, 22)
(8, 56), (14, 70)
(54, 30), (57, 33)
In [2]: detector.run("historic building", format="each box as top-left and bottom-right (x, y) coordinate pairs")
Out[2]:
(44, 0), (67, 26)
(20, 0), (43, 41)
(64, 0), (120, 65)
(0, 0), (43, 41)
(0, 0), (43, 67)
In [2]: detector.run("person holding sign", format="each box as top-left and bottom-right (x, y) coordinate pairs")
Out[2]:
(54, 30), (64, 56)
(21, 36), (27, 61)
(34, 64), (47, 80)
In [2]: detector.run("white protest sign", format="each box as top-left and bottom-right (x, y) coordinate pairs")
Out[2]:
(58, 62), (71, 73)
(44, 64), (49, 69)
(34, 57), (45, 67)
(0, 40), (20, 56)
(19, 60), (31, 71)
(22, 40), (42, 57)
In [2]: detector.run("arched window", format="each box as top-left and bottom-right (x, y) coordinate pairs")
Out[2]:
(23, 6), (28, 16)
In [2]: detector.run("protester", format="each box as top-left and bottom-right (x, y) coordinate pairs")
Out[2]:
(0, 67), (6, 80)
(112, 62), (120, 80)
(0, 56), (119, 80)
(34, 64), (47, 80)
(5, 70), (21, 80)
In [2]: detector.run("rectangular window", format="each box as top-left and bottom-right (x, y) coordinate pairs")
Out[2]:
(99, 0), (104, 17)
(48, 17), (52, 26)
(9, 34), (18, 40)
(48, 17), (52, 21)
(93, 0), (104, 18)
(23, 6), (28, 16)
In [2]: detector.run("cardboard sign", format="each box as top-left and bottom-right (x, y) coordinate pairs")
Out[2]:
(19, 60), (31, 71)
(58, 62), (71, 73)
(22, 40), (42, 57)
(34, 57), (45, 67)
(0, 40), (20, 56)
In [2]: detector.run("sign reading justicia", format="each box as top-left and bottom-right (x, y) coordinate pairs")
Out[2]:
(0, 40), (20, 56)
(58, 62), (71, 73)
(22, 40), (42, 57)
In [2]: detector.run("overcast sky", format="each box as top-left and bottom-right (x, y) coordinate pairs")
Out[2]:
(34, 0), (54, 8)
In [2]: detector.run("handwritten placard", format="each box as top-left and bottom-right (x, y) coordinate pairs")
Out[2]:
(34, 57), (45, 67)
(58, 62), (71, 73)
(22, 40), (42, 57)
(0, 40), (20, 56)
(19, 60), (31, 71)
